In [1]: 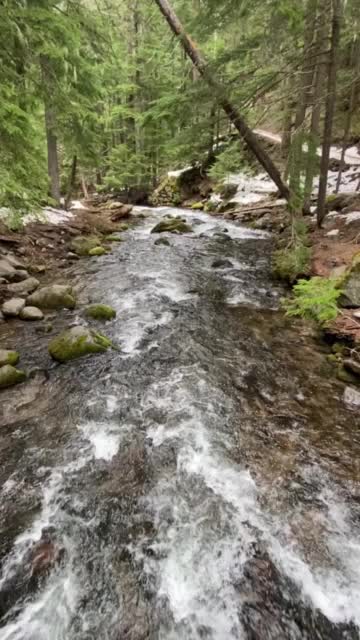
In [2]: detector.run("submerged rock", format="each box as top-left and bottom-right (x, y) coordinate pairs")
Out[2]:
(7, 277), (39, 295)
(0, 365), (26, 389)
(27, 285), (76, 310)
(70, 235), (102, 256)
(211, 258), (233, 269)
(151, 217), (193, 234)
(154, 237), (171, 247)
(20, 306), (44, 321)
(0, 350), (19, 367)
(85, 304), (116, 321)
(2, 298), (26, 317)
(89, 246), (107, 257)
(48, 326), (112, 363)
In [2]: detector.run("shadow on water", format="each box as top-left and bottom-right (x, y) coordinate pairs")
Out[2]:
(0, 207), (359, 639)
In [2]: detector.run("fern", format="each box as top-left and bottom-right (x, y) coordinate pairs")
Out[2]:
(283, 277), (343, 326)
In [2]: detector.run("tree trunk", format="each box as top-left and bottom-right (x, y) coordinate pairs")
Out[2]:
(81, 175), (89, 199)
(335, 37), (360, 192)
(64, 155), (77, 210)
(317, 0), (342, 227)
(40, 55), (61, 205)
(153, 0), (291, 201)
(303, 0), (328, 213)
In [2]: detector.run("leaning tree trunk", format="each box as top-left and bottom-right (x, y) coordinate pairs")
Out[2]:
(317, 0), (342, 227)
(153, 0), (291, 201)
(64, 155), (77, 210)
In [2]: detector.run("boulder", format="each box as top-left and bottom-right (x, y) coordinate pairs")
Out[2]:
(151, 218), (193, 234)
(109, 203), (133, 221)
(2, 298), (26, 317)
(4, 253), (26, 269)
(340, 259), (360, 308)
(11, 269), (30, 283)
(0, 259), (16, 280)
(48, 326), (112, 363)
(89, 246), (107, 257)
(105, 235), (123, 243)
(0, 350), (19, 366)
(27, 285), (76, 310)
(85, 304), (116, 321)
(211, 258), (233, 269)
(154, 237), (170, 247)
(0, 365), (26, 389)
(70, 235), (102, 256)
(20, 306), (44, 321)
(7, 277), (39, 295)
(343, 386), (360, 409)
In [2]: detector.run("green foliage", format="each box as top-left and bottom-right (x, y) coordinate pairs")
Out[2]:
(283, 277), (343, 325)
(273, 244), (311, 282)
(209, 141), (255, 182)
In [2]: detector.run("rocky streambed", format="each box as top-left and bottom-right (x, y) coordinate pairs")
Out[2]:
(0, 207), (359, 640)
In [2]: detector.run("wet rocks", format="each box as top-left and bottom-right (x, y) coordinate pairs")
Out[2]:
(151, 217), (193, 234)
(89, 246), (107, 257)
(3, 253), (26, 269)
(19, 306), (44, 321)
(27, 284), (76, 310)
(107, 202), (133, 221)
(154, 237), (171, 247)
(343, 386), (360, 409)
(211, 258), (233, 269)
(48, 325), (112, 363)
(30, 539), (65, 578)
(2, 297), (25, 317)
(70, 235), (102, 256)
(0, 364), (26, 389)
(7, 277), (39, 295)
(85, 304), (116, 321)
(0, 349), (19, 366)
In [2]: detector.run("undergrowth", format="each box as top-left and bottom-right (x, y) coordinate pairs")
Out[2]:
(272, 218), (311, 282)
(282, 277), (343, 325)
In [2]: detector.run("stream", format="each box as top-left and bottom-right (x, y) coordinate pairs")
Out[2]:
(0, 207), (359, 640)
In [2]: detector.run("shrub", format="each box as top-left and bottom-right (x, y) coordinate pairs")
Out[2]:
(283, 277), (343, 325)
(272, 244), (311, 282)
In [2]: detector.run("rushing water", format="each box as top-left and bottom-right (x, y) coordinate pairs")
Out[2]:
(0, 207), (359, 640)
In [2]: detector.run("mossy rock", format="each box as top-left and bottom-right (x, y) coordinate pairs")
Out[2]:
(89, 246), (107, 257)
(336, 365), (358, 385)
(71, 235), (102, 256)
(48, 326), (113, 363)
(151, 217), (193, 234)
(0, 365), (26, 389)
(85, 304), (116, 321)
(118, 224), (129, 231)
(27, 285), (76, 310)
(191, 201), (204, 210)
(105, 235), (123, 242)
(0, 349), (20, 367)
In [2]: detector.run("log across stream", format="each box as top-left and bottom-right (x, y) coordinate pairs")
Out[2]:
(0, 207), (359, 640)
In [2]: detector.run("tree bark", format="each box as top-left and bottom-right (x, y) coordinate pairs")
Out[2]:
(64, 155), (77, 210)
(317, 0), (342, 227)
(40, 55), (61, 205)
(153, 0), (291, 201)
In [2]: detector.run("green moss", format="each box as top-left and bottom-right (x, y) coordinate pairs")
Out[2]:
(0, 365), (26, 389)
(85, 304), (116, 321)
(71, 235), (102, 256)
(0, 350), (20, 367)
(118, 223), (129, 231)
(272, 244), (311, 282)
(327, 354), (339, 364)
(105, 235), (123, 242)
(191, 201), (204, 210)
(48, 326), (113, 363)
(89, 246), (107, 257)
(336, 366), (358, 385)
(151, 217), (193, 234)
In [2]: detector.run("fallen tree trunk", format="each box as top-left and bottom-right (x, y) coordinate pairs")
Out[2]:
(153, 0), (291, 203)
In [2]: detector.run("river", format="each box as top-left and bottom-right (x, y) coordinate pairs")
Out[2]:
(0, 207), (359, 640)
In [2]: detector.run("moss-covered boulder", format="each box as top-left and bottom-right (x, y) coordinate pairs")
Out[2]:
(89, 246), (107, 257)
(0, 365), (26, 389)
(27, 285), (76, 310)
(150, 176), (182, 207)
(151, 217), (193, 234)
(340, 256), (360, 308)
(118, 223), (129, 231)
(48, 326), (112, 363)
(191, 201), (204, 210)
(0, 350), (19, 367)
(70, 235), (102, 256)
(85, 304), (116, 321)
